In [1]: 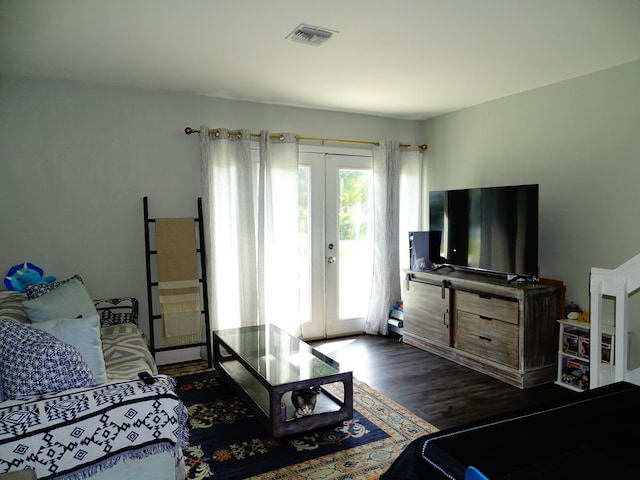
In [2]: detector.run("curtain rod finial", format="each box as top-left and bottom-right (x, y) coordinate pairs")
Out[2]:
(419, 144), (428, 150)
(185, 127), (194, 135)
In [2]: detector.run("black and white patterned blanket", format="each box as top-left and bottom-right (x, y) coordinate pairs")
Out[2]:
(0, 375), (188, 479)
(101, 323), (158, 380)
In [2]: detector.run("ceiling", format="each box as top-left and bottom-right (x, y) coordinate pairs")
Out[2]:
(1, 0), (640, 120)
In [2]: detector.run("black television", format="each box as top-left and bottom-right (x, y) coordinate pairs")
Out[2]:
(428, 184), (539, 280)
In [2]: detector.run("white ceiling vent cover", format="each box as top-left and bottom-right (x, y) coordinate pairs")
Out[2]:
(287, 24), (336, 46)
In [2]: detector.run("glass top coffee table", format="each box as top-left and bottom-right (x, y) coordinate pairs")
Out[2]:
(213, 324), (353, 438)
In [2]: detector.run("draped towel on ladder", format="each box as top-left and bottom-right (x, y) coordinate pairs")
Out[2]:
(155, 218), (202, 347)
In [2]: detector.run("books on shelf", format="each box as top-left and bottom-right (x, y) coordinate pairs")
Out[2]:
(578, 335), (590, 359)
(562, 328), (580, 356)
(601, 334), (614, 365)
(562, 325), (614, 366)
(561, 357), (590, 391)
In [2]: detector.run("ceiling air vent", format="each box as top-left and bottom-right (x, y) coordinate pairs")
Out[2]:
(287, 24), (336, 46)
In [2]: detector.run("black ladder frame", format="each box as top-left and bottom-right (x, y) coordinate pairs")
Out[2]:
(143, 196), (212, 367)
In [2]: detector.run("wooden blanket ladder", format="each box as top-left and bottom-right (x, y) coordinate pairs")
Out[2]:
(143, 196), (212, 367)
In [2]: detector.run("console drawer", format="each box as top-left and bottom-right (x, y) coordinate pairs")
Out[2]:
(457, 290), (519, 325)
(455, 310), (519, 367)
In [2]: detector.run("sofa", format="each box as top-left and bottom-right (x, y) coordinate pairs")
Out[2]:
(0, 276), (189, 480)
(381, 381), (640, 479)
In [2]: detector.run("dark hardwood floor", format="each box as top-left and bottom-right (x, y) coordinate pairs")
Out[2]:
(310, 333), (577, 431)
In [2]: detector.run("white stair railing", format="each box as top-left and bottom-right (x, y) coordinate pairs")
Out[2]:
(589, 252), (640, 388)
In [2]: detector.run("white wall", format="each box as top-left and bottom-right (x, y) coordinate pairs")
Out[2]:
(421, 60), (640, 366)
(3, 61), (639, 368)
(0, 74), (421, 345)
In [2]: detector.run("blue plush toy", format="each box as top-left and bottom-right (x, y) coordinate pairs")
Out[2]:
(4, 262), (56, 292)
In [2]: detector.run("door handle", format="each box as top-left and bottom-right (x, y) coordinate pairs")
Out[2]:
(441, 280), (450, 299)
(328, 257), (336, 264)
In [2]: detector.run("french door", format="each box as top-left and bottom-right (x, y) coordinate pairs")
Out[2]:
(298, 149), (374, 339)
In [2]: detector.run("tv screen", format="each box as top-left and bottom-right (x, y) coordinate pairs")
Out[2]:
(429, 184), (539, 278)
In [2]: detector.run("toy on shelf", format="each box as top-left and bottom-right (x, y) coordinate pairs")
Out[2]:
(578, 310), (590, 323)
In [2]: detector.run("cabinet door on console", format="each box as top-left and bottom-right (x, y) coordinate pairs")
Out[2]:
(403, 279), (451, 346)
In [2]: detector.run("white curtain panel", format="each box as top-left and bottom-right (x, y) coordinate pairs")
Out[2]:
(365, 141), (423, 334)
(256, 131), (301, 336)
(200, 127), (300, 334)
(200, 127), (257, 330)
(398, 149), (424, 271)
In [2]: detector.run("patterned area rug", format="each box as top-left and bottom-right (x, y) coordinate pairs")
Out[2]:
(159, 361), (438, 479)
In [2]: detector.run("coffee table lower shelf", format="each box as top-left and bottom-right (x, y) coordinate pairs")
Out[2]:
(214, 345), (353, 438)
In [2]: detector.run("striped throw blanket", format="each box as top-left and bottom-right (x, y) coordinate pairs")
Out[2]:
(155, 218), (202, 347)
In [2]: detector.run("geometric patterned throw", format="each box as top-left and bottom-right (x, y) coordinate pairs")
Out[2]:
(0, 376), (188, 479)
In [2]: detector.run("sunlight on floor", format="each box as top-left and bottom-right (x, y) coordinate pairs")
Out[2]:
(313, 338), (357, 355)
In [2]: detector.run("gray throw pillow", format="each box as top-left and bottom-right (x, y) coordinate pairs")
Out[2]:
(22, 278), (98, 322)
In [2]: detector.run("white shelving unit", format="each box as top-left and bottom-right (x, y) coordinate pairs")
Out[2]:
(590, 252), (640, 388)
(556, 319), (615, 392)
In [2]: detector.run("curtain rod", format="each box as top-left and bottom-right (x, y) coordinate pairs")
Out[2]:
(184, 127), (427, 150)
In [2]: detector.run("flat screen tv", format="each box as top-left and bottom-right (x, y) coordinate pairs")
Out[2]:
(429, 184), (539, 280)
